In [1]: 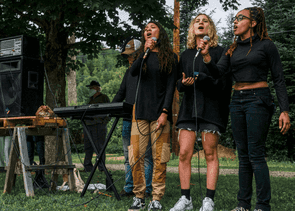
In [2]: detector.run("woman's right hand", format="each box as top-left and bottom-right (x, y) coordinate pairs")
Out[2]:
(182, 72), (197, 86)
(144, 38), (156, 52)
(198, 38), (210, 56)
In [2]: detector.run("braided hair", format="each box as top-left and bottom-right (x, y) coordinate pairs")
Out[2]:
(226, 7), (271, 57)
(133, 21), (175, 74)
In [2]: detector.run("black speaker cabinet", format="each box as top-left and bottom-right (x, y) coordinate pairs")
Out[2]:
(0, 56), (44, 117)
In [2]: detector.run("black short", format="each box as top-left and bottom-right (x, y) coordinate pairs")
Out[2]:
(176, 119), (221, 136)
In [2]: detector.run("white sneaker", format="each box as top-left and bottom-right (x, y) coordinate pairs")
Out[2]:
(128, 197), (145, 211)
(148, 200), (163, 211)
(170, 195), (193, 211)
(199, 197), (214, 211)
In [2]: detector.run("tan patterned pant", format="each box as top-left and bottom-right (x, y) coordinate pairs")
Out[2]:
(128, 105), (170, 201)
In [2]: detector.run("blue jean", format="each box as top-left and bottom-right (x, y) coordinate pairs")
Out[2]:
(122, 120), (153, 194)
(230, 88), (275, 211)
(27, 136), (45, 165)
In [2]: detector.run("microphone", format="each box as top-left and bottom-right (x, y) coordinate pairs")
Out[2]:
(143, 37), (157, 59)
(195, 35), (210, 58)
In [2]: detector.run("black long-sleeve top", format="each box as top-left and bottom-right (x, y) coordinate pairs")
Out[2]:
(205, 34), (289, 113)
(129, 52), (178, 123)
(112, 68), (138, 121)
(176, 46), (232, 133)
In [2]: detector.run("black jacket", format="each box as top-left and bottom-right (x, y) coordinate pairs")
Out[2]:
(176, 46), (232, 133)
(129, 52), (178, 123)
(112, 68), (138, 121)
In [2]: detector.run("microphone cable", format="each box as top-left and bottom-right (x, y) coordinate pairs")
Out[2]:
(192, 52), (204, 202)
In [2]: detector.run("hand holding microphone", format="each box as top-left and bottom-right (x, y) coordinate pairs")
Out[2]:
(195, 35), (210, 58)
(143, 37), (157, 59)
(198, 36), (211, 63)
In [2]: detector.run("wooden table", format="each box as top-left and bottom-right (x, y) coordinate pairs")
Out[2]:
(0, 116), (75, 197)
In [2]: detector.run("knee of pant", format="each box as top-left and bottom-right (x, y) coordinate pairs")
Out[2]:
(249, 154), (266, 164)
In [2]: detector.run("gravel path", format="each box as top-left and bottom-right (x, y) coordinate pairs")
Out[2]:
(74, 163), (295, 178)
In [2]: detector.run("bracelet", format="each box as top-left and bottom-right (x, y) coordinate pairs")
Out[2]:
(283, 111), (289, 115)
(203, 57), (211, 64)
(161, 110), (168, 115)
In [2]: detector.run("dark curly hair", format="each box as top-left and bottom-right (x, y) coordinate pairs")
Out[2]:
(133, 21), (175, 74)
(226, 7), (271, 57)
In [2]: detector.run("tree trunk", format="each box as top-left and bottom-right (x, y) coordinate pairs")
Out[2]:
(67, 34), (77, 106)
(172, 0), (180, 157)
(67, 69), (77, 106)
(44, 24), (68, 166)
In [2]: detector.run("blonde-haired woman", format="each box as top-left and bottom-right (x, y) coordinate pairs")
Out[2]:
(170, 14), (232, 211)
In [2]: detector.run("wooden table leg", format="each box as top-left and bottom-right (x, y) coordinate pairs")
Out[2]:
(17, 128), (34, 197)
(62, 128), (75, 191)
(50, 172), (59, 192)
(3, 129), (18, 194)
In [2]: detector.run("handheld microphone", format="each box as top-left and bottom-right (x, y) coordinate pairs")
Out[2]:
(143, 37), (157, 59)
(195, 35), (210, 58)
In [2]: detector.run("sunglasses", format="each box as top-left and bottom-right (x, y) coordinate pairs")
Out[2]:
(233, 14), (250, 22)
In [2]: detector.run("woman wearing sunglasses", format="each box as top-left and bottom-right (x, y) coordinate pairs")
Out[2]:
(199, 7), (291, 211)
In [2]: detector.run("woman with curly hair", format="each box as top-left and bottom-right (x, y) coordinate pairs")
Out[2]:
(170, 14), (232, 211)
(199, 7), (291, 211)
(127, 21), (177, 211)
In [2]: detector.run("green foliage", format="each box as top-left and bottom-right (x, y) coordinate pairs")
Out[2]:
(219, 12), (235, 48)
(66, 49), (127, 153)
(250, 0), (295, 161)
(0, 0), (175, 109)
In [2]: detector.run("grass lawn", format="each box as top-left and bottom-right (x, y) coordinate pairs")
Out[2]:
(0, 168), (295, 210)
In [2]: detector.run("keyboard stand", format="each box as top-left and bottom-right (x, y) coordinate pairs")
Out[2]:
(80, 116), (121, 201)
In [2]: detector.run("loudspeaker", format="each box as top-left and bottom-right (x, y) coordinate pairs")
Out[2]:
(0, 56), (44, 117)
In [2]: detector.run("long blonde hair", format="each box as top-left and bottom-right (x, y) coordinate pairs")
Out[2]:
(187, 13), (219, 49)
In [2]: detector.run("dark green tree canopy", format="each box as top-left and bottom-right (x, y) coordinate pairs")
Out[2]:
(0, 0), (241, 109)
(0, 0), (175, 108)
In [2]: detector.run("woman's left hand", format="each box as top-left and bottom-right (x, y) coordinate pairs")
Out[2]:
(156, 113), (168, 132)
(279, 112), (291, 135)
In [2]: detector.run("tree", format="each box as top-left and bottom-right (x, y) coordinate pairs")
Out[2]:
(67, 34), (77, 106)
(68, 49), (126, 153)
(0, 0), (175, 110)
(251, 0), (295, 161)
(218, 11), (235, 48)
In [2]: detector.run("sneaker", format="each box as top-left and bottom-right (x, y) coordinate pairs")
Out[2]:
(231, 207), (249, 211)
(128, 197), (145, 211)
(148, 200), (163, 211)
(120, 189), (135, 198)
(170, 195), (193, 211)
(199, 197), (214, 211)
